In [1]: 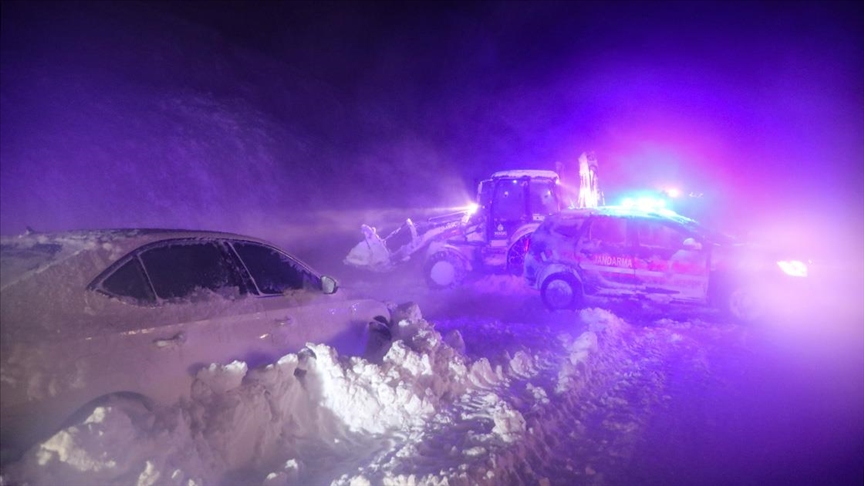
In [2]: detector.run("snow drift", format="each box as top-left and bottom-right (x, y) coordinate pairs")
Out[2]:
(0, 304), (624, 486)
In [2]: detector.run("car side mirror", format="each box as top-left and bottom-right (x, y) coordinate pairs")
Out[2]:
(682, 237), (702, 251)
(321, 275), (338, 294)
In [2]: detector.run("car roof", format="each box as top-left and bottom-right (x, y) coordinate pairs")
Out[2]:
(1, 227), (267, 241)
(551, 206), (699, 225)
(0, 228), (276, 290)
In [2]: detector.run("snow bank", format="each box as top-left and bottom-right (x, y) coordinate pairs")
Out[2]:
(0, 304), (620, 486)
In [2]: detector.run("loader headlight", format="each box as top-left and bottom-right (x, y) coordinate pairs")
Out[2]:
(777, 260), (808, 278)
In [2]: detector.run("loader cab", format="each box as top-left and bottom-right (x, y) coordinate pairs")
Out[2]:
(478, 170), (562, 242)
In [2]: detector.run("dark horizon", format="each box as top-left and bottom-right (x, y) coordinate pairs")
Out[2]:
(1, 0), (862, 243)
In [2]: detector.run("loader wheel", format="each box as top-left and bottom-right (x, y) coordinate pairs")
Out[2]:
(541, 273), (583, 311)
(424, 250), (467, 289)
(507, 235), (532, 276)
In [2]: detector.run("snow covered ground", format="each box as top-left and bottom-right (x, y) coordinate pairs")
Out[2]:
(1, 236), (862, 486)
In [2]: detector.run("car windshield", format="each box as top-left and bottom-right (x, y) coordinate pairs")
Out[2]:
(0, 241), (63, 288)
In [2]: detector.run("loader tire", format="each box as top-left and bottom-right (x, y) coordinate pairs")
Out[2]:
(424, 250), (467, 290)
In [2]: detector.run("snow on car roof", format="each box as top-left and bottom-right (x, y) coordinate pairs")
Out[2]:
(554, 205), (699, 224)
(489, 169), (559, 180)
(0, 228), (272, 290)
(549, 206), (736, 243)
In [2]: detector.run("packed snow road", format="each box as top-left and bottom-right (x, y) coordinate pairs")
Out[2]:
(352, 267), (864, 486)
(1, 232), (862, 486)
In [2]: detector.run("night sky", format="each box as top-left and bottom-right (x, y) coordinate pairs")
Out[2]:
(1, 0), (862, 239)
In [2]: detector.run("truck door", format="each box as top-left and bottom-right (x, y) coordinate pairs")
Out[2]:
(578, 216), (638, 293)
(632, 218), (709, 302)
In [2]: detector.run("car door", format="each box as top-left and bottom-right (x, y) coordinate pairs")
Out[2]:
(632, 218), (710, 302)
(578, 215), (638, 294)
(85, 238), (275, 404)
(229, 241), (375, 359)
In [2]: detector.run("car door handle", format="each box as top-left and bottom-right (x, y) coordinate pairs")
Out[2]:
(153, 332), (186, 348)
(274, 316), (295, 327)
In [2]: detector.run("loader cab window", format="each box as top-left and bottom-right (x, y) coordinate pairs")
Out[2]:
(491, 178), (527, 222)
(528, 179), (558, 217)
(477, 180), (493, 210)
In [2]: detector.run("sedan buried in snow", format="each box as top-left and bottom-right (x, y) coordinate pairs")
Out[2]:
(0, 229), (392, 461)
(524, 207), (809, 322)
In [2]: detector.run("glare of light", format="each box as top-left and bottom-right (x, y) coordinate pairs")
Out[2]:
(619, 196), (671, 212)
(656, 208), (680, 218)
(442, 202), (482, 215)
(777, 260), (808, 277)
(638, 197), (665, 210)
(666, 188), (681, 198)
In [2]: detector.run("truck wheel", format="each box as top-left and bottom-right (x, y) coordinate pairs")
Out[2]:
(541, 273), (583, 310)
(507, 235), (532, 276)
(424, 250), (467, 289)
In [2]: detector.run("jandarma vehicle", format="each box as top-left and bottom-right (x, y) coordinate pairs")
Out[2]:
(524, 207), (809, 321)
(0, 229), (392, 461)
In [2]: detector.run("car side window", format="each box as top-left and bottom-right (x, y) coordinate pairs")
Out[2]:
(551, 217), (585, 239)
(588, 216), (628, 245)
(139, 242), (243, 300)
(232, 242), (317, 295)
(636, 220), (688, 250)
(99, 257), (156, 303)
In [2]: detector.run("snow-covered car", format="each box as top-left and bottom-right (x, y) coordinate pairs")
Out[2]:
(0, 229), (392, 461)
(524, 207), (809, 322)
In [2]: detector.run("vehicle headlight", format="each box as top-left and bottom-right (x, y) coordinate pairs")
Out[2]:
(777, 260), (808, 277)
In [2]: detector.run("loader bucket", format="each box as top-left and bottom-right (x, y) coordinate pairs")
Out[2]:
(344, 224), (393, 271)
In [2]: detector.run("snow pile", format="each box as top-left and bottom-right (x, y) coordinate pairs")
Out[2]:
(0, 303), (622, 485)
(332, 308), (627, 485)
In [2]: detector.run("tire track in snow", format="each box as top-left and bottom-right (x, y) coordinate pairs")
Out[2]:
(330, 309), (701, 485)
